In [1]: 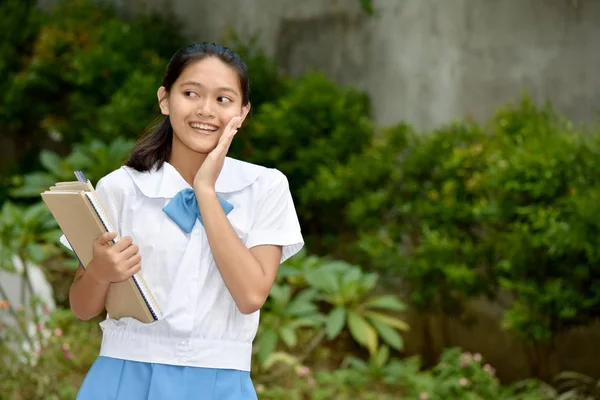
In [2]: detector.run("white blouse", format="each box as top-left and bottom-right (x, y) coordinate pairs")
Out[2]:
(61, 157), (304, 371)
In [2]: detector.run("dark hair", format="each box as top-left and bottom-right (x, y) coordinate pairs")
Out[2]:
(125, 42), (250, 171)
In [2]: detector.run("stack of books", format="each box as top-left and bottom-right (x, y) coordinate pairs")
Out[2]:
(41, 171), (162, 323)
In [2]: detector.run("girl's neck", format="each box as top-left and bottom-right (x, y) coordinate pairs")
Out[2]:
(168, 141), (208, 187)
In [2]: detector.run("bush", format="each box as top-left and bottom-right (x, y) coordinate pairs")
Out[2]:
(309, 98), (600, 378)
(229, 73), (375, 252)
(0, 0), (185, 204)
(0, 306), (102, 400)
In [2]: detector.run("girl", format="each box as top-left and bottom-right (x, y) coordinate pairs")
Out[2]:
(64, 42), (304, 399)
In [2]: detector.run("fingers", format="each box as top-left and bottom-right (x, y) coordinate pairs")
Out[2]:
(224, 115), (242, 134)
(112, 235), (133, 252)
(95, 231), (118, 246)
(216, 116), (241, 154)
(120, 242), (140, 260)
(125, 262), (142, 280)
(115, 262), (141, 282)
(123, 252), (142, 269)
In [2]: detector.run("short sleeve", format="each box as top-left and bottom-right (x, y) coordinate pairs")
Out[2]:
(245, 170), (304, 263)
(59, 178), (121, 251)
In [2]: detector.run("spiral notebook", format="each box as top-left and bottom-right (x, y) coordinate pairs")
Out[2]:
(41, 171), (162, 323)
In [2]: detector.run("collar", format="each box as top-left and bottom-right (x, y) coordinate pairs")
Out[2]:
(122, 157), (267, 199)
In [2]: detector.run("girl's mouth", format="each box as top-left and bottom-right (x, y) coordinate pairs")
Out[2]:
(189, 122), (219, 133)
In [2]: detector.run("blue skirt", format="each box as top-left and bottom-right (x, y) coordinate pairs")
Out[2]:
(76, 356), (258, 400)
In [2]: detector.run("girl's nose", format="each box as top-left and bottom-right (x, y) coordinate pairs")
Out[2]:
(197, 98), (215, 118)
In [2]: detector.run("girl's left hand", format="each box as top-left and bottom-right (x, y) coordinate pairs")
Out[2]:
(193, 116), (242, 192)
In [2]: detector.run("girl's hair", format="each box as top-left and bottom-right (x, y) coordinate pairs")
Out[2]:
(125, 42), (250, 172)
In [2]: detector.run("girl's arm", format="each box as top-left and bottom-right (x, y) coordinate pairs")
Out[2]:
(196, 186), (282, 314)
(69, 265), (110, 321)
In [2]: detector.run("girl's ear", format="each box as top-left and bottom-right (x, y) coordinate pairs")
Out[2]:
(157, 86), (169, 115)
(238, 103), (251, 127)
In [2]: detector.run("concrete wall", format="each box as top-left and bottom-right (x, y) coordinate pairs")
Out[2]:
(122, 0), (600, 131)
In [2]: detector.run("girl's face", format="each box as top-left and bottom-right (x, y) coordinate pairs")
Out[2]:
(158, 57), (250, 156)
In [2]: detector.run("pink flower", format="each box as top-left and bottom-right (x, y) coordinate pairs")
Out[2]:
(63, 351), (73, 360)
(61, 343), (70, 351)
(461, 360), (469, 367)
(473, 353), (482, 362)
(296, 366), (311, 377)
(36, 322), (45, 331)
(43, 305), (50, 316)
(419, 393), (429, 400)
(459, 377), (469, 387)
(483, 364), (496, 376)
(53, 328), (63, 337)
(460, 352), (472, 362)
(35, 348), (42, 356)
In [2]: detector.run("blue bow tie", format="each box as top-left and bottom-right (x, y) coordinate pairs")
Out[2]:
(162, 188), (234, 233)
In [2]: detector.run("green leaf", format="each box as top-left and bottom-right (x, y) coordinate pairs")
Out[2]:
(269, 283), (291, 305)
(257, 327), (279, 364)
(364, 295), (407, 312)
(369, 318), (404, 352)
(286, 299), (318, 316)
(347, 310), (378, 355)
(326, 307), (347, 340)
(39, 150), (65, 177)
(364, 311), (410, 332)
(305, 265), (341, 293)
(346, 355), (369, 371)
(263, 351), (301, 371)
(279, 325), (297, 348)
(22, 202), (50, 225)
(374, 345), (390, 368)
(25, 243), (48, 263)
(10, 172), (56, 198)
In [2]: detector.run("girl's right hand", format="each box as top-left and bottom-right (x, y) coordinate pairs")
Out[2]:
(86, 232), (142, 284)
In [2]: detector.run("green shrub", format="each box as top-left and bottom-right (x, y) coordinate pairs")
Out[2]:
(308, 98), (600, 363)
(0, 0), (184, 201)
(0, 306), (102, 400)
(229, 73), (374, 252)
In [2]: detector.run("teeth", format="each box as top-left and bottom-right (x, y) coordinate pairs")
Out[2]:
(190, 123), (218, 131)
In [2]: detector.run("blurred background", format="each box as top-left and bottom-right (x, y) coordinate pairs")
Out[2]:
(1, 0), (600, 399)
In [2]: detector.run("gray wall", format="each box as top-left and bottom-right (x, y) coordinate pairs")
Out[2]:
(123, 0), (600, 131)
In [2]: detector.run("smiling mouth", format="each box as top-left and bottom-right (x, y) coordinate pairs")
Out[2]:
(189, 122), (219, 133)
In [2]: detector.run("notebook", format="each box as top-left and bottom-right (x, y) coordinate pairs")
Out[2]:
(41, 171), (162, 323)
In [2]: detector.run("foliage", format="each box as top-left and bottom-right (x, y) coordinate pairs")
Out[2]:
(255, 347), (554, 400)
(553, 371), (600, 400)
(0, 201), (61, 267)
(308, 98), (600, 351)
(0, 306), (102, 400)
(11, 138), (135, 198)
(254, 250), (409, 367)
(228, 73), (374, 251)
(0, 0), (184, 202)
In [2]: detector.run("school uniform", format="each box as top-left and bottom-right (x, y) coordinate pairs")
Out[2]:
(60, 157), (304, 399)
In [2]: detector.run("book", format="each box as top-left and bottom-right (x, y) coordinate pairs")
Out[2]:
(41, 171), (162, 323)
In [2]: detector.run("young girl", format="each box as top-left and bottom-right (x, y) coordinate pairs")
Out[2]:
(64, 42), (304, 399)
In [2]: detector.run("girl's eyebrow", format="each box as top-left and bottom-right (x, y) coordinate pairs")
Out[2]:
(180, 80), (238, 96)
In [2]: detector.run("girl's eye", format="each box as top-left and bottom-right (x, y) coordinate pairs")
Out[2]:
(217, 96), (232, 103)
(184, 91), (197, 97)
